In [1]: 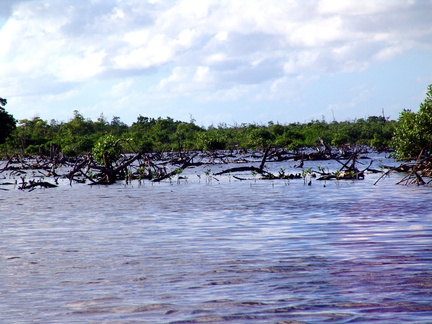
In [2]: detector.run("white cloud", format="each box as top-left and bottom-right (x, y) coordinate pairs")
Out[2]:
(373, 45), (409, 62)
(110, 79), (135, 97)
(0, 0), (431, 124)
(113, 33), (176, 69)
(317, 0), (394, 16)
(51, 49), (107, 82)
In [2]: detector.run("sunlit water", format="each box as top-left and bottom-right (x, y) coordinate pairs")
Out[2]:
(1, 156), (432, 323)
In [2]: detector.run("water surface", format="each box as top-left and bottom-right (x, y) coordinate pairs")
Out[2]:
(1, 158), (432, 323)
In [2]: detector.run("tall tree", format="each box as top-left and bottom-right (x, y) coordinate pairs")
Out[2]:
(0, 97), (17, 144)
(392, 85), (432, 159)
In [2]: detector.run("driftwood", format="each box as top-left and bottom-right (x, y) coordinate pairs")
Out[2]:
(19, 181), (58, 190)
(374, 151), (432, 186)
(213, 147), (273, 178)
(214, 166), (271, 176)
(151, 154), (198, 182)
(2, 141), (428, 189)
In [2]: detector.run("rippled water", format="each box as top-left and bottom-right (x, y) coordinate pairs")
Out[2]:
(1, 157), (432, 323)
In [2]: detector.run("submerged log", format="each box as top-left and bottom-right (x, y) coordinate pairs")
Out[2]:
(213, 146), (274, 178)
(4, 144), (426, 189)
(19, 181), (58, 190)
(151, 153), (199, 182)
(214, 166), (271, 176)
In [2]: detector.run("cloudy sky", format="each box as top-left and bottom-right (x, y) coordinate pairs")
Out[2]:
(1, 0), (431, 127)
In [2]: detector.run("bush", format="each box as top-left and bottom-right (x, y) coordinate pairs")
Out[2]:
(0, 100), (17, 144)
(197, 131), (227, 151)
(93, 134), (122, 166)
(392, 85), (432, 160)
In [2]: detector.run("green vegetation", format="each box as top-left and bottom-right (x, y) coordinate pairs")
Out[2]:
(392, 85), (432, 160)
(2, 86), (432, 186)
(0, 110), (397, 157)
(8, 85), (432, 159)
(92, 134), (122, 167)
(0, 98), (17, 145)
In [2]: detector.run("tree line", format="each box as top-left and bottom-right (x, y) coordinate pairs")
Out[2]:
(1, 84), (431, 162)
(0, 110), (395, 155)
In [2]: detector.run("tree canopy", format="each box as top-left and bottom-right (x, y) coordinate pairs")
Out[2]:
(0, 109), (397, 157)
(0, 98), (17, 145)
(392, 84), (432, 160)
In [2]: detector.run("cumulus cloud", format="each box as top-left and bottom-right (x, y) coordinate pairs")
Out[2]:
(0, 0), (431, 123)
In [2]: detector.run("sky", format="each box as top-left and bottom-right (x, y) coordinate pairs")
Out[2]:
(1, 0), (432, 127)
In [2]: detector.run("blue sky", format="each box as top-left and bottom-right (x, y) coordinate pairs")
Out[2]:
(1, 0), (432, 127)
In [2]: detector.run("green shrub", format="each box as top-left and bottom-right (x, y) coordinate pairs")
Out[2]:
(392, 85), (432, 160)
(93, 134), (122, 166)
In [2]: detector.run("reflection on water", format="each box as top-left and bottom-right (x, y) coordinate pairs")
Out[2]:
(1, 159), (432, 323)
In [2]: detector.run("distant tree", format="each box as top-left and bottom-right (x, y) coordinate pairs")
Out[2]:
(15, 117), (50, 154)
(0, 97), (17, 144)
(54, 111), (98, 155)
(197, 130), (227, 151)
(247, 127), (275, 149)
(110, 116), (128, 135)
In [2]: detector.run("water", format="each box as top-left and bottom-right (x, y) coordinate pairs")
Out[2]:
(1, 156), (432, 323)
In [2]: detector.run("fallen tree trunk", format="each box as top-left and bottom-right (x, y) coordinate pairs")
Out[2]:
(20, 181), (58, 190)
(374, 152), (432, 186)
(213, 166), (272, 176)
(151, 153), (199, 182)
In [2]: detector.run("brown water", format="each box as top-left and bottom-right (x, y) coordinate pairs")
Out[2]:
(1, 157), (432, 323)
